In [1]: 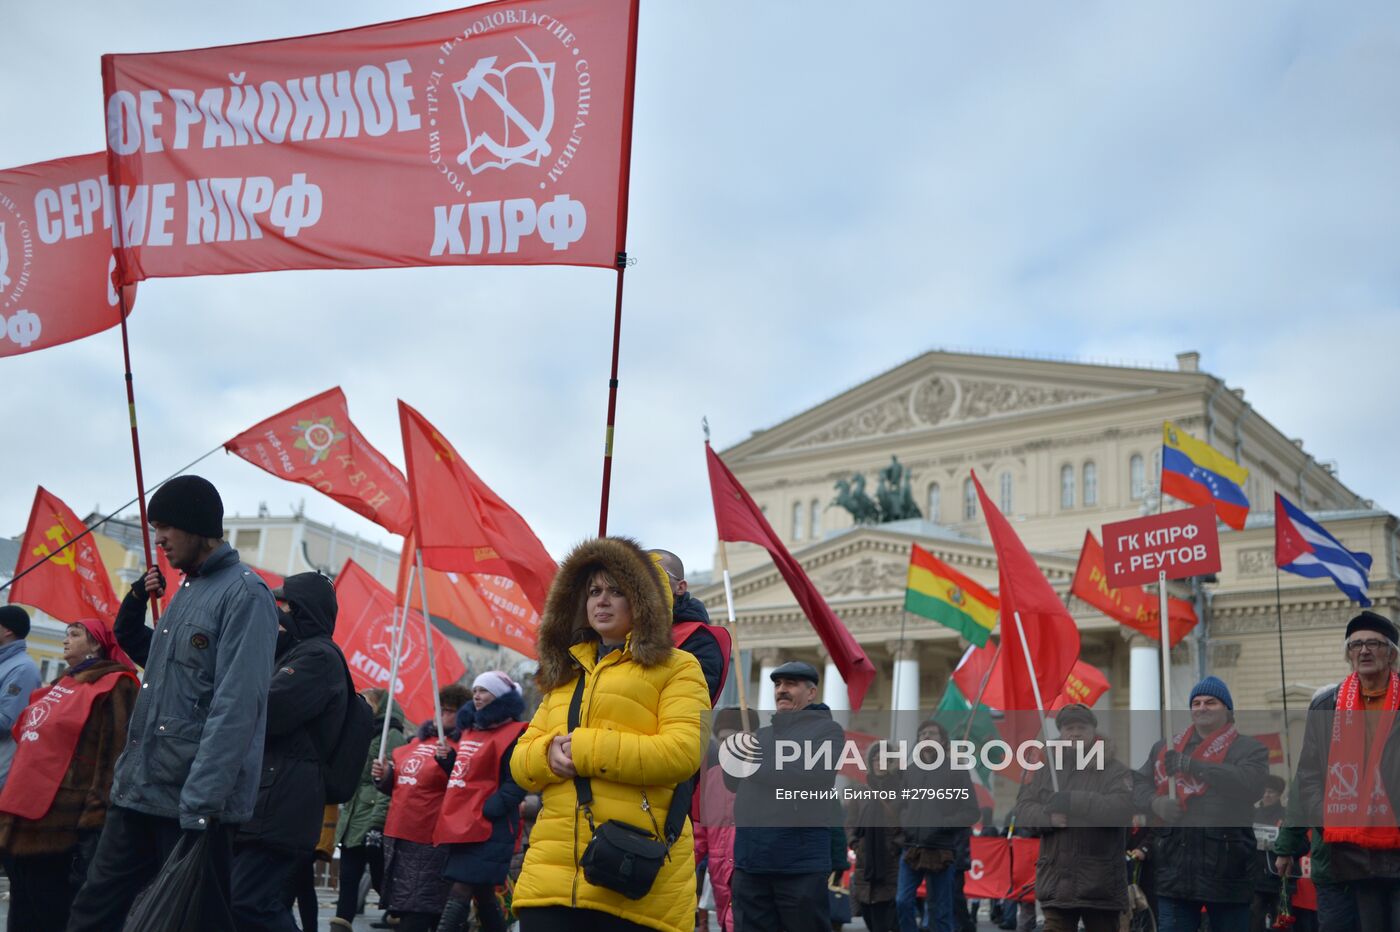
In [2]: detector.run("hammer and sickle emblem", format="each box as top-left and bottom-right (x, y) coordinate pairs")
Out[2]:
(453, 38), (556, 173)
(1327, 762), (1360, 799)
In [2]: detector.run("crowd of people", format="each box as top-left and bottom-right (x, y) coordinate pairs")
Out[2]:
(0, 474), (1395, 932)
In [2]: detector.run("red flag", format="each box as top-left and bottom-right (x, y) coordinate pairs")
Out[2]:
(1050, 660), (1110, 711)
(225, 387), (412, 536)
(0, 153), (137, 357)
(101, 0), (640, 283)
(705, 444), (876, 708)
(395, 533), (540, 659)
(8, 487), (118, 624)
(965, 837), (1038, 902)
(952, 639), (1002, 708)
(334, 559), (465, 726)
(399, 401), (555, 616)
(972, 472), (1079, 712)
(1070, 532), (1197, 647)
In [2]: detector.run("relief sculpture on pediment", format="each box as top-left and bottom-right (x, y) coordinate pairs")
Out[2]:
(793, 390), (915, 447)
(955, 379), (1098, 420)
(821, 557), (907, 596)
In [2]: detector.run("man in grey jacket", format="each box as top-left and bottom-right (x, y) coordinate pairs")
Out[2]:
(68, 476), (278, 930)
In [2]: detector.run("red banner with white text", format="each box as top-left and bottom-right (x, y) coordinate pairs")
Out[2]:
(0, 153), (137, 356)
(101, 0), (639, 282)
(964, 837), (1038, 902)
(1071, 531), (1198, 647)
(334, 559), (466, 727)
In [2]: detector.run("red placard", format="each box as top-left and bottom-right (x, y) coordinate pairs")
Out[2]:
(101, 0), (638, 282)
(1101, 506), (1221, 588)
(0, 153), (137, 357)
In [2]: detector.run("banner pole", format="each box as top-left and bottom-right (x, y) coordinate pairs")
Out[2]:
(1273, 567), (1294, 774)
(716, 538), (748, 715)
(416, 549), (444, 742)
(379, 559), (416, 764)
(597, 257), (628, 536)
(962, 640), (1002, 743)
(891, 608), (910, 741)
(0, 443), (224, 595)
(115, 288), (160, 623)
(1011, 610), (1057, 792)
(1158, 570), (1176, 795)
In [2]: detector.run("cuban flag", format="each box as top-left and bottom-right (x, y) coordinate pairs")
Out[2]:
(1275, 493), (1372, 606)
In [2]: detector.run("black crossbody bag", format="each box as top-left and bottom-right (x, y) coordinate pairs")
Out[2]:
(567, 670), (694, 900)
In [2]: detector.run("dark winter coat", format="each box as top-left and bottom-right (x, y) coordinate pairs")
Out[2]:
(1131, 729), (1269, 904)
(728, 701), (846, 875)
(111, 544), (278, 828)
(847, 768), (902, 906)
(898, 744), (980, 851)
(0, 660), (138, 858)
(1012, 746), (1133, 911)
(335, 706), (406, 848)
(1291, 684), (1400, 882)
(237, 572), (348, 852)
(440, 689), (528, 885)
(383, 835), (450, 915)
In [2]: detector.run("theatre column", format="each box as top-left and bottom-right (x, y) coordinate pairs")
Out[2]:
(754, 648), (780, 712)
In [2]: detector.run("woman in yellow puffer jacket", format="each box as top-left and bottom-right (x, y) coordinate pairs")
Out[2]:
(511, 537), (709, 932)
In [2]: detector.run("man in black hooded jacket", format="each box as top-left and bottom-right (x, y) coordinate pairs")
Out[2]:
(230, 572), (349, 931)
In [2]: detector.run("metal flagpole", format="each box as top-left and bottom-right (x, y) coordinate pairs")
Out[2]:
(416, 549), (444, 742)
(1158, 570), (1176, 796)
(1273, 567), (1294, 774)
(891, 609), (910, 741)
(378, 559), (417, 764)
(597, 255), (630, 536)
(1011, 611), (1058, 791)
(705, 419), (748, 714)
(0, 443), (224, 594)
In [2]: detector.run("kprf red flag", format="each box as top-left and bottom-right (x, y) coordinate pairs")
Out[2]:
(396, 532), (539, 659)
(399, 401), (555, 615)
(0, 153), (137, 357)
(226, 387), (411, 536)
(101, 0), (639, 283)
(1071, 532), (1197, 647)
(972, 472), (1079, 712)
(1050, 660), (1110, 711)
(705, 443), (876, 708)
(964, 837), (1038, 902)
(334, 559), (465, 726)
(8, 487), (118, 624)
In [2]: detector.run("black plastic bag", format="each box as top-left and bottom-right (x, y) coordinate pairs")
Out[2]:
(123, 830), (234, 932)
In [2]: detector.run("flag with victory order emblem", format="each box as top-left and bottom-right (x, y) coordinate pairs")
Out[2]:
(8, 487), (118, 625)
(100, 0), (639, 282)
(225, 387), (412, 536)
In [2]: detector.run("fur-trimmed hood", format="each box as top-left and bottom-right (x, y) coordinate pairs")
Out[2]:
(535, 536), (674, 692)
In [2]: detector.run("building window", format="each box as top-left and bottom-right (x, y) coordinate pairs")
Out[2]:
(927, 483), (941, 523)
(791, 502), (803, 540)
(235, 528), (262, 552)
(1129, 454), (1146, 500)
(963, 478), (977, 520)
(1060, 464), (1075, 509)
(999, 472), (1013, 514)
(810, 500), (821, 540)
(1083, 461), (1098, 507)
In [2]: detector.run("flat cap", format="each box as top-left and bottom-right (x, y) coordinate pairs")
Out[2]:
(769, 660), (820, 685)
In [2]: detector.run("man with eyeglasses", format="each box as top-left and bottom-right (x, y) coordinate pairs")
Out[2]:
(1279, 610), (1400, 932)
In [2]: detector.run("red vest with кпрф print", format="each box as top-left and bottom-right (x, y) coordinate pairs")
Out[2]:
(434, 721), (527, 845)
(385, 737), (455, 845)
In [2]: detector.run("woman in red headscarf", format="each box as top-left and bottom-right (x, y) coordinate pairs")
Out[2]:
(0, 619), (138, 932)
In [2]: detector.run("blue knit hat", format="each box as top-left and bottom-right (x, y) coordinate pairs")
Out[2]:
(1190, 675), (1233, 711)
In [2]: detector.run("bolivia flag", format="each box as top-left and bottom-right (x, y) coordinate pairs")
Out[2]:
(905, 543), (999, 646)
(1161, 421), (1251, 530)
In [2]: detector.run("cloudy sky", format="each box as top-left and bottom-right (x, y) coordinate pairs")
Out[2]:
(2, 1), (1396, 577)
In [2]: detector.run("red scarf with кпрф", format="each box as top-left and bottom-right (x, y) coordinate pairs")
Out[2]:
(1323, 671), (1400, 849)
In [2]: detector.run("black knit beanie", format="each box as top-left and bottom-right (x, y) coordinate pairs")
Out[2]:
(0, 605), (31, 640)
(148, 476), (224, 539)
